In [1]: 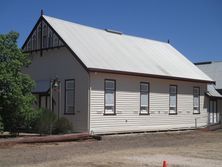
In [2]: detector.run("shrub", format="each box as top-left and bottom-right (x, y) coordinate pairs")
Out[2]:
(0, 115), (4, 134)
(53, 117), (72, 134)
(23, 108), (43, 132)
(35, 109), (57, 135)
(0, 32), (35, 133)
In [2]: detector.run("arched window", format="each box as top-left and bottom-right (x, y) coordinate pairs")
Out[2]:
(42, 25), (47, 48)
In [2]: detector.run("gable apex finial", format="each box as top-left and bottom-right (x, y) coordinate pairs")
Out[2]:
(41, 9), (44, 16)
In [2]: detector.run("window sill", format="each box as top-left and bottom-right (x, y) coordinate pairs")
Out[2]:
(139, 113), (150, 115)
(103, 113), (116, 116)
(169, 113), (177, 115)
(193, 112), (200, 115)
(64, 112), (75, 115)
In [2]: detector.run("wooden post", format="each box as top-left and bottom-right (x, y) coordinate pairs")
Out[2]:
(195, 118), (197, 128)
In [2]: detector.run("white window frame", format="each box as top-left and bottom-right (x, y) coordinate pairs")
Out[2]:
(104, 79), (116, 115)
(193, 87), (200, 114)
(65, 79), (75, 114)
(140, 82), (149, 115)
(169, 85), (177, 115)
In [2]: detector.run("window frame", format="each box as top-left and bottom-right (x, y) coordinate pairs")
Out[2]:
(104, 79), (116, 115)
(169, 85), (178, 115)
(193, 87), (200, 114)
(139, 82), (150, 115)
(64, 79), (75, 115)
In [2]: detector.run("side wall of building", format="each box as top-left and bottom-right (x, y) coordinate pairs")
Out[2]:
(89, 72), (208, 134)
(23, 47), (89, 132)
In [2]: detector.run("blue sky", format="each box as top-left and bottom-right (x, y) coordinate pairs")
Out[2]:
(0, 0), (221, 63)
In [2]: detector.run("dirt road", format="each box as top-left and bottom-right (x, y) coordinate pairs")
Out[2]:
(0, 130), (222, 167)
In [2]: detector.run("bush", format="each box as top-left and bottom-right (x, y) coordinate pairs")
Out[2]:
(0, 32), (35, 133)
(35, 109), (57, 135)
(53, 117), (72, 134)
(23, 108), (43, 132)
(0, 115), (4, 134)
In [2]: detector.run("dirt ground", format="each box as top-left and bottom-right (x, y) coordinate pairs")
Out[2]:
(0, 130), (222, 167)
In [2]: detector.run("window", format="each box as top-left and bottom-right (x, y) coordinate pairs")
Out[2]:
(104, 79), (116, 115)
(65, 79), (75, 114)
(140, 82), (149, 115)
(169, 85), (177, 114)
(193, 87), (200, 114)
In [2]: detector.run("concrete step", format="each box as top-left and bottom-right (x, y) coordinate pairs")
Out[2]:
(200, 123), (222, 131)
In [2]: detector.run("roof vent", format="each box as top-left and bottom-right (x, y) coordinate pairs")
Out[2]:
(105, 29), (122, 35)
(194, 61), (212, 65)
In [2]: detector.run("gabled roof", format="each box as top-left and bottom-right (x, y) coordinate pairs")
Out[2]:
(195, 61), (222, 88)
(25, 15), (214, 83)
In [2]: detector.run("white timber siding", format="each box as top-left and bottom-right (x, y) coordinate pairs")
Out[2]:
(23, 47), (89, 132)
(90, 72), (208, 134)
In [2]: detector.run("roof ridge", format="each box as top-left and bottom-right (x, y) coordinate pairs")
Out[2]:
(43, 15), (169, 45)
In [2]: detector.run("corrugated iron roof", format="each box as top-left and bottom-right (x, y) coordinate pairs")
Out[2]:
(32, 80), (50, 93)
(43, 15), (213, 83)
(196, 61), (222, 89)
(206, 84), (222, 98)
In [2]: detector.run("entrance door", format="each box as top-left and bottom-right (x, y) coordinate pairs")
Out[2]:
(209, 100), (219, 124)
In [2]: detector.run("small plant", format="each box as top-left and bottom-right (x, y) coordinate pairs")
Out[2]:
(35, 109), (57, 135)
(0, 115), (4, 134)
(53, 117), (72, 134)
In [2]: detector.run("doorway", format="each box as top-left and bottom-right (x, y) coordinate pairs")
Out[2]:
(209, 99), (219, 124)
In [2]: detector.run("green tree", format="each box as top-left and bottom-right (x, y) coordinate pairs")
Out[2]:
(0, 31), (35, 133)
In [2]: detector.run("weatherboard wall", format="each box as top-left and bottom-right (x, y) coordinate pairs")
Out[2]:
(89, 72), (208, 134)
(23, 47), (89, 132)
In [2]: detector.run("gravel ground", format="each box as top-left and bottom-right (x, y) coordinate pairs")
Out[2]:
(0, 130), (222, 167)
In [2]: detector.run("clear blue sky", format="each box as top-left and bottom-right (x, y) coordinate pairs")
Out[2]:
(0, 0), (221, 63)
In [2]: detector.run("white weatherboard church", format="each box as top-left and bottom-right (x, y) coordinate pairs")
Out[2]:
(22, 12), (221, 134)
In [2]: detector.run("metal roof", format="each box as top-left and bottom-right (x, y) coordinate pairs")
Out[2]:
(43, 15), (213, 83)
(196, 61), (222, 89)
(206, 84), (222, 98)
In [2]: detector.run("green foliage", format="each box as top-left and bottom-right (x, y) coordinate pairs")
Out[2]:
(34, 109), (73, 135)
(0, 115), (4, 134)
(0, 31), (36, 133)
(35, 109), (57, 135)
(53, 117), (73, 134)
(25, 108), (44, 132)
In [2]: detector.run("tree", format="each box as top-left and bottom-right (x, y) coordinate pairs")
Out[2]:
(0, 31), (36, 133)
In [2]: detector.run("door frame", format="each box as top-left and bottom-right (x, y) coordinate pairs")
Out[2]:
(208, 98), (218, 124)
